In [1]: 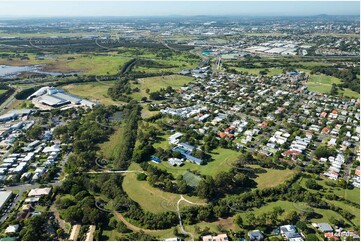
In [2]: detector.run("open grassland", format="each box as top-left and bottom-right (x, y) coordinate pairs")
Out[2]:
(117, 47), (199, 61)
(98, 125), (124, 160)
(309, 75), (342, 85)
(297, 177), (359, 226)
(307, 74), (359, 98)
(0, 32), (100, 38)
(61, 81), (118, 105)
(0, 89), (7, 95)
(232, 67), (283, 76)
(130, 74), (194, 100)
(311, 177), (360, 205)
(103, 217), (235, 241)
(327, 200), (360, 226)
(0, 53), (132, 75)
(237, 200), (352, 228)
(140, 105), (160, 119)
(122, 163), (205, 213)
(152, 147), (240, 178)
(134, 59), (198, 74)
(242, 33), (287, 37)
(67, 55), (132, 75)
(338, 88), (360, 98)
(248, 165), (297, 189)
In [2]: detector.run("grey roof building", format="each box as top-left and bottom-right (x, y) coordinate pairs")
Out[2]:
(248, 230), (264, 241)
(318, 223), (333, 232)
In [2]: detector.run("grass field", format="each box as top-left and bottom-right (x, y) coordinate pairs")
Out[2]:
(152, 147), (241, 178)
(98, 125), (124, 160)
(327, 200), (360, 226)
(233, 67), (283, 76)
(236, 200), (352, 228)
(249, 165), (297, 189)
(0, 53), (132, 75)
(307, 74), (359, 98)
(338, 88), (360, 98)
(68, 55), (132, 75)
(62, 81), (118, 105)
(130, 74), (194, 100)
(296, 177), (359, 227)
(134, 59), (198, 74)
(122, 163), (205, 213)
(0, 89), (7, 95)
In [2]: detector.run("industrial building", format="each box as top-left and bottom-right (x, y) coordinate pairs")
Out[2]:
(0, 191), (12, 212)
(28, 86), (98, 109)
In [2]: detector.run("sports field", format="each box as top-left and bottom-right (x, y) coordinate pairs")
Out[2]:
(307, 74), (360, 98)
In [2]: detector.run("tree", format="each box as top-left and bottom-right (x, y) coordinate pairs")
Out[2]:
(285, 211), (299, 224)
(305, 179), (321, 190)
(314, 146), (336, 158)
(330, 83), (338, 95)
(63, 205), (83, 223)
(196, 176), (216, 200)
(234, 214), (243, 226)
(305, 234), (319, 241)
(296, 221), (308, 231)
(20, 214), (48, 240)
(56, 228), (65, 238)
(27, 125), (43, 140)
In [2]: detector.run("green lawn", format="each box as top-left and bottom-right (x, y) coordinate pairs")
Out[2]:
(327, 200), (360, 226)
(233, 67), (283, 76)
(134, 59), (197, 74)
(339, 88), (360, 98)
(307, 74), (359, 98)
(296, 177), (359, 227)
(310, 177), (360, 205)
(122, 163), (204, 213)
(67, 55), (132, 75)
(237, 200), (352, 228)
(0, 89), (7, 95)
(249, 165), (297, 189)
(0, 53), (132, 75)
(333, 187), (360, 205)
(99, 125), (124, 160)
(152, 147), (241, 178)
(309, 75), (342, 85)
(62, 81), (118, 105)
(129, 74), (194, 100)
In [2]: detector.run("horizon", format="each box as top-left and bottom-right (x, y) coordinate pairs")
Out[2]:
(0, 1), (359, 18)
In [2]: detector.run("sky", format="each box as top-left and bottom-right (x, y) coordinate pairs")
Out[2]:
(0, 1), (359, 17)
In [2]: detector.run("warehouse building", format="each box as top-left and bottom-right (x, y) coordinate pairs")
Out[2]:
(29, 86), (98, 109)
(0, 191), (12, 212)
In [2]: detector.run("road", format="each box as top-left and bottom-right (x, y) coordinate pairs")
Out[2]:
(0, 92), (17, 115)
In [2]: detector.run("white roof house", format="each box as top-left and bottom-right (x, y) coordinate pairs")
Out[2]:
(5, 224), (19, 234)
(28, 187), (52, 197)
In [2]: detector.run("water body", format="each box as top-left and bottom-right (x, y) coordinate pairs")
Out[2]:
(202, 51), (211, 55)
(0, 65), (80, 78)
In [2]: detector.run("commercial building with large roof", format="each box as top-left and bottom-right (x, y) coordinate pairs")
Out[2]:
(0, 191), (12, 212)
(29, 86), (98, 109)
